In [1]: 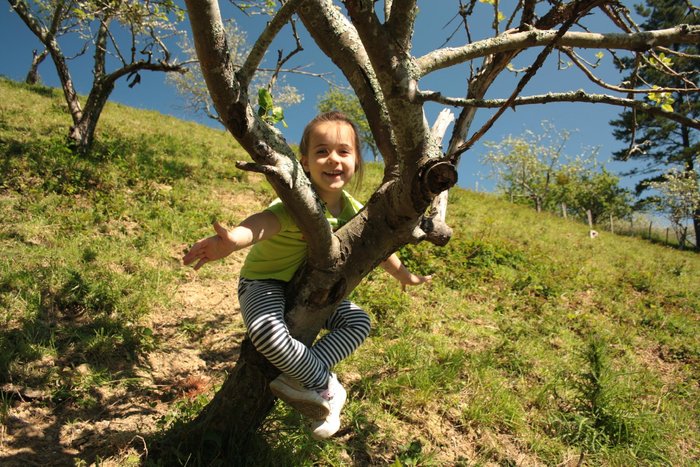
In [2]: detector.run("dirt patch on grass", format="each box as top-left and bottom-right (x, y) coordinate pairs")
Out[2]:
(0, 251), (246, 466)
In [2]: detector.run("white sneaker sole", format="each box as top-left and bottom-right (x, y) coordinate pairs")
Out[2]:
(269, 378), (331, 420)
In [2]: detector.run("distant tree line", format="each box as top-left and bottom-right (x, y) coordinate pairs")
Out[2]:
(481, 122), (633, 226)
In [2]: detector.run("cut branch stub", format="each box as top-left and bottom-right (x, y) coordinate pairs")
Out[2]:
(420, 217), (453, 247)
(423, 160), (458, 196)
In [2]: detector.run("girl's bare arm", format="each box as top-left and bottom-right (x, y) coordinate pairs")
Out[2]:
(183, 210), (281, 270)
(380, 254), (432, 291)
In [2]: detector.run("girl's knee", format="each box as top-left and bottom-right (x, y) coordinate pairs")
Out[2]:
(357, 310), (371, 337)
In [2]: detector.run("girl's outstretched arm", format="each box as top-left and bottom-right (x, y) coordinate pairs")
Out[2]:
(183, 211), (281, 270)
(380, 254), (432, 291)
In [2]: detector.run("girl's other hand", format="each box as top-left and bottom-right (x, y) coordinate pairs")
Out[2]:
(401, 273), (433, 292)
(183, 221), (236, 271)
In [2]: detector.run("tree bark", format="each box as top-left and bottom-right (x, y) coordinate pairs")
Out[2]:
(68, 79), (114, 151)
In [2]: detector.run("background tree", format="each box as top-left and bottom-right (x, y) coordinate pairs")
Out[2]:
(8, 0), (189, 152)
(168, 18), (302, 124)
(318, 87), (380, 160)
(556, 164), (633, 225)
(25, 47), (48, 85)
(483, 125), (632, 224)
(648, 168), (700, 248)
(610, 0), (699, 248)
(482, 123), (570, 212)
(161, 0), (700, 461)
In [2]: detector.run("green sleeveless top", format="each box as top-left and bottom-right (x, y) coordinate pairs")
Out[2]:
(240, 191), (363, 282)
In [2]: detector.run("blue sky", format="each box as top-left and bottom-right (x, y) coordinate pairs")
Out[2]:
(1, 1), (639, 193)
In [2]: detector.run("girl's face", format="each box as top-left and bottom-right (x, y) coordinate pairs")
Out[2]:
(301, 120), (358, 200)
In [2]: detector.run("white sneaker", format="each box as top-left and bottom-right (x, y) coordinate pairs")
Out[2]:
(309, 373), (347, 440)
(269, 373), (331, 420)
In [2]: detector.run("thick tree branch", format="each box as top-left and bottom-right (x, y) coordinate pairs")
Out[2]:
(343, 0), (428, 167)
(344, 0), (440, 185)
(94, 19), (109, 78)
(343, 0), (393, 87)
(385, 0), (417, 53)
(416, 25), (700, 77)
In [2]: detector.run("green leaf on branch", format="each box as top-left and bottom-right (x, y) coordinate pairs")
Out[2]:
(257, 88), (287, 127)
(647, 85), (675, 113)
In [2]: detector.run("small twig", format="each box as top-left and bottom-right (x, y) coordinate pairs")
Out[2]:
(268, 17), (303, 92)
(453, 1), (590, 159)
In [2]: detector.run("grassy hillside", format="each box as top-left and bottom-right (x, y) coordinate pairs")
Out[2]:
(1, 77), (698, 466)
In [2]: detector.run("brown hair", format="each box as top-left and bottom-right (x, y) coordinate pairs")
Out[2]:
(299, 111), (364, 189)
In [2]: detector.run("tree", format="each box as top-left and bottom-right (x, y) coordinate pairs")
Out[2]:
(557, 164), (633, 225)
(610, 0), (699, 248)
(318, 87), (380, 160)
(162, 0), (700, 461)
(25, 48), (48, 85)
(483, 125), (632, 223)
(482, 122), (571, 212)
(8, 0), (189, 152)
(648, 168), (700, 248)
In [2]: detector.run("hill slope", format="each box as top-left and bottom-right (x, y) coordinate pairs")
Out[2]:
(1, 78), (698, 465)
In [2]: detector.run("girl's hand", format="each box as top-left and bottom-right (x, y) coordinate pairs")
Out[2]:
(183, 221), (236, 270)
(400, 273), (433, 292)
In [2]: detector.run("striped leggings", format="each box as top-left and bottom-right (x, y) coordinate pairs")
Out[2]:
(238, 278), (371, 390)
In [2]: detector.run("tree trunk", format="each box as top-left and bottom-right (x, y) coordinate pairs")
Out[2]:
(693, 208), (700, 251)
(159, 339), (277, 462)
(68, 79), (114, 153)
(25, 48), (48, 85)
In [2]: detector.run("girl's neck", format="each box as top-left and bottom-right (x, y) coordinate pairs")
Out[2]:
(322, 191), (344, 217)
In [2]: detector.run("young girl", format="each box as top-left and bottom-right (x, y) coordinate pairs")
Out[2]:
(183, 111), (431, 439)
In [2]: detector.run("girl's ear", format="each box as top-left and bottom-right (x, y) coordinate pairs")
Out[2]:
(300, 154), (309, 172)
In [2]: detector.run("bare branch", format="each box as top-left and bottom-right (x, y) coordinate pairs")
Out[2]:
(562, 47), (699, 94)
(418, 89), (700, 130)
(454, 4), (586, 158)
(238, 0), (302, 89)
(416, 25), (700, 77)
(267, 18), (303, 92)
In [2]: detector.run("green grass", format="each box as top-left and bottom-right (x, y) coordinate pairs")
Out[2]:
(1, 77), (699, 465)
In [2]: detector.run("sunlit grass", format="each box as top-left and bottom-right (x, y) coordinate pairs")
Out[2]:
(2, 77), (699, 465)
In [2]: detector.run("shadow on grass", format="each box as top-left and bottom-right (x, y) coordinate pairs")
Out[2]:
(0, 134), (196, 196)
(0, 266), (158, 466)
